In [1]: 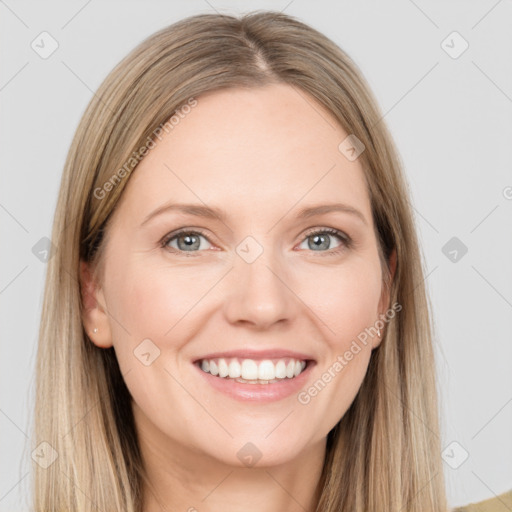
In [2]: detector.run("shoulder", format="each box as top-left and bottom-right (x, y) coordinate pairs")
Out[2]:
(453, 490), (512, 512)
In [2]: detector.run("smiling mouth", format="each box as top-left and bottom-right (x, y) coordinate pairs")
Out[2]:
(196, 357), (310, 384)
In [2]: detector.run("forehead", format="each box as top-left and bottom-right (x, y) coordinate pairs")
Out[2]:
(116, 84), (372, 225)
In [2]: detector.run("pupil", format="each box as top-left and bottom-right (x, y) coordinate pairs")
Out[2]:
(179, 234), (199, 250)
(310, 234), (329, 250)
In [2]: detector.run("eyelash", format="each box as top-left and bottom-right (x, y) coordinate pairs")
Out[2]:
(160, 227), (352, 257)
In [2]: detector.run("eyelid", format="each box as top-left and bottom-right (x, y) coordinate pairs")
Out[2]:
(301, 226), (350, 242)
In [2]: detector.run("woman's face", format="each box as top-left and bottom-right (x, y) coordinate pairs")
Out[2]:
(83, 83), (391, 468)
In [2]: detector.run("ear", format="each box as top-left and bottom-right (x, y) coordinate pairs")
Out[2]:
(79, 260), (113, 348)
(374, 247), (397, 348)
(378, 247), (397, 312)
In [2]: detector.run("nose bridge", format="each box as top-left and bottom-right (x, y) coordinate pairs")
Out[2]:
(223, 238), (297, 328)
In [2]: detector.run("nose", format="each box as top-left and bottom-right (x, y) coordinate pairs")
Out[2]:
(223, 250), (299, 330)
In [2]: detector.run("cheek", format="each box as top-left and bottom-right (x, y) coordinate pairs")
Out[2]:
(299, 345), (372, 441)
(299, 257), (383, 346)
(106, 259), (212, 342)
(293, 259), (381, 431)
(102, 261), (212, 423)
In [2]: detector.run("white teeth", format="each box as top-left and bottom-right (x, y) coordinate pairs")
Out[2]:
(241, 359), (258, 380)
(209, 360), (219, 376)
(199, 357), (308, 382)
(228, 359), (241, 378)
(275, 360), (286, 379)
(258, 360), (275, 380)
(218, 359), (229, 378)
(286, 360), (295, 378)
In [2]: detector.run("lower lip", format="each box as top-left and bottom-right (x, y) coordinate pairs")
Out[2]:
(194, 362), (315, 402)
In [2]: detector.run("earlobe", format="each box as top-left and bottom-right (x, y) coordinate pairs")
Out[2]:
(79, 260), (113, 348)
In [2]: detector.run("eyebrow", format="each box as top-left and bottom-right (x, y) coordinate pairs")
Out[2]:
(140, 201), (368, 227)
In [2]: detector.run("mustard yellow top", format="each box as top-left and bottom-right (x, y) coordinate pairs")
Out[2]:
(453, 490), (512, 512)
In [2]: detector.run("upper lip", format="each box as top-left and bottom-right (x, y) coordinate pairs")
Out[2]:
(193, 349), (315, 363)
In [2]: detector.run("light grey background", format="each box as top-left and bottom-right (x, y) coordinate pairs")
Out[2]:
(1, 1), (511, 510)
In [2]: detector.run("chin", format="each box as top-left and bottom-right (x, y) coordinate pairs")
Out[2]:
(198, 432), (313, 469)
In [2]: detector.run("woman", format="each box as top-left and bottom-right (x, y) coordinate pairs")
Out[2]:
(33, 11), (449, 511)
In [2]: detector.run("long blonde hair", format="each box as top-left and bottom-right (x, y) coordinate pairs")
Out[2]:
(32, 11), (447, 511)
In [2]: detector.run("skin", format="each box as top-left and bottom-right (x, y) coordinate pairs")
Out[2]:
(81, 83), (395, 512)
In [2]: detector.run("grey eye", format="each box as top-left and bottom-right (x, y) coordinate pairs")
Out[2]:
(167, 232), (211, 252)
(299, 231), (344, 251)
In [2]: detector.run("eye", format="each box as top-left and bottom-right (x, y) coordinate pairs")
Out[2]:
(297, 228), (351, 254)
(161, 227), (352, 256)
(162, 229), (213, 253)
